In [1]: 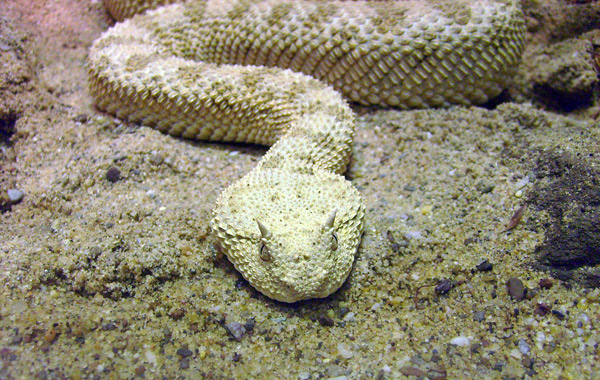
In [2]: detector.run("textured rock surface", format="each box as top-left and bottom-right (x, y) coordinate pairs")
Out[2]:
(87, 0), (525, 302)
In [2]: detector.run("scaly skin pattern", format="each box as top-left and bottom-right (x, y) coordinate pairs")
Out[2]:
(88, 0), (525, 302)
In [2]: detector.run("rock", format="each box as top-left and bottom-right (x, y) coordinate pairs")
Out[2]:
(473, 311), (486, 322)
(475, 260), (494, 272)
(475, 180), (495, 194)
(529, 151), (600, 288)
(224, 321), (247, 341)
(518, 339), (531, 355)
(106, 166), (121, 182)
(7, 188), (24, 202)
(518, 25), (599, 111)
(176, 347), (193, 357)
(507, 277), (526, 301)
(318, 314), (335, 327)
(449, 336), (471, 347)
(539, 278), (553, 289)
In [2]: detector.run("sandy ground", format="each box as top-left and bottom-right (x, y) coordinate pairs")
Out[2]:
(1, 0), (599, 379)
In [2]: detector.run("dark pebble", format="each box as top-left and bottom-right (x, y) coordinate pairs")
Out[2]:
(400, 366), (426, 377)
(551, 310), (566, 320)
(232, 352), (242, 362)
(475, 260), (493, 272)
(106, 167), (121, 182)
(539, 278), (553, 289)
(170, 308), (185, 320)
(492, 362), (505, 372)
(435, 279), (454, 294)
(473, 311), (486, 322)
(176, 347), (193, 357)
(534, 303), (551, 316)
(101, 323), (116, 331)
(244, 318), (255, 332)
(318, 315), (335, 327)
(224, 321), (247, 341)
(507, 277), (526, 300)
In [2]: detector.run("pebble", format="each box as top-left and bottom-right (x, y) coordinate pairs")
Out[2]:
(539, 278), (553, 289)
(337, 343), (354, 359)
(435, 279), (454, 294)
(101, 322), (117, 331)
(518, 339), (531, 355)
(476, 180), (495, 194)
(244, 318), (256, 332)
(534, 303), (551, 316)
(404, 231), (422, 240)
(449, 336), (471, 346)
(224, 321), (247, 341)
(7, 189), (24, 202)
(400, 366), (426, 377)
(515, 177), (530, 190)
(318, 315), (335, 327)
(106, 167), (121, 182)
(150, 153), (164, 165)
(473, 311), (486, 322)
(169, 309), (185, 320)
(176, 347), (193, 357)
(551, 309), (566, 320)
(507, 277), (526, 300)
(475, 260), (493, 272)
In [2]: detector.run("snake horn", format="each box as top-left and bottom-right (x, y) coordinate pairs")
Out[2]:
(256, 220), (272, 239)
(324, 210), (337, 229)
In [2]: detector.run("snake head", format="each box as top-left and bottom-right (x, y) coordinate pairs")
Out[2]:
(211, 169), (364, 303)
(251, 210), (343, 301)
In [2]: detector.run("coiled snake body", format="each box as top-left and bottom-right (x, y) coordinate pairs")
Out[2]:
(88, 0), (525, 302)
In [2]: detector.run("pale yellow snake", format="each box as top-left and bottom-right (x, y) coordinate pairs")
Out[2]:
(88, 0), (525, 302)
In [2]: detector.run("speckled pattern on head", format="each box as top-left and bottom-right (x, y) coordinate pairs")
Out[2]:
(88, 0), (525, 302)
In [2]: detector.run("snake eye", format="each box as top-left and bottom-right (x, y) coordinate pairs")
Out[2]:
(260, 243), (271, 262)
(331, 232), (338, 251)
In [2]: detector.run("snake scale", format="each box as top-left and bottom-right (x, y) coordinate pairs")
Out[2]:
(88, 0), (525, 302)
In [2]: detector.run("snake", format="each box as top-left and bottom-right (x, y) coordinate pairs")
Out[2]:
(87, 0), (525, 302)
